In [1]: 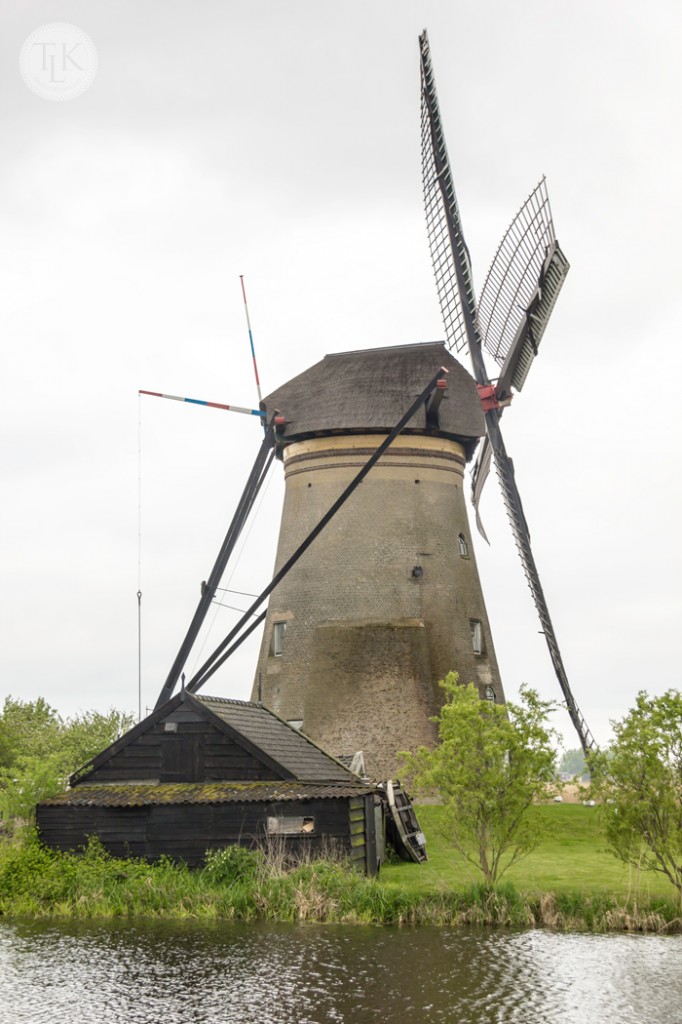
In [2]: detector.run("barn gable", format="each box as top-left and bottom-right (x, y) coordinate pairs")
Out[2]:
(71, 692), (357, 787)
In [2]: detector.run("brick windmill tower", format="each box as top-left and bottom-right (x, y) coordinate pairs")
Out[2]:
(250, 342), (504, 779)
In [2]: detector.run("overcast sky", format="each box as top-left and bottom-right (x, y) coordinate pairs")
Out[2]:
(2, 0), (681, 751)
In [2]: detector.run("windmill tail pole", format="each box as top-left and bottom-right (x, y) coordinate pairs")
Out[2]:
(139, 390), (265, 419)
(153, 418), (277, 710)
(186, 367), (449, 693)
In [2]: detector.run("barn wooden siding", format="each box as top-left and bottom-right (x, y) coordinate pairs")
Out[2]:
(37, 790), (380, 872)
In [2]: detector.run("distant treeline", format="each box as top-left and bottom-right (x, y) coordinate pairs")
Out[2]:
(0, 696), (134, 828)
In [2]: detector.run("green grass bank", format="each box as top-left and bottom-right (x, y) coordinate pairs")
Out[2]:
(0, 805), (679, 932)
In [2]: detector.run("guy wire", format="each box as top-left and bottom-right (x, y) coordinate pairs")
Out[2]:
(137, 393), (143, 722)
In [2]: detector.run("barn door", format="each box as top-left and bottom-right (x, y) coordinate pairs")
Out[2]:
(160, 734), (204, 782)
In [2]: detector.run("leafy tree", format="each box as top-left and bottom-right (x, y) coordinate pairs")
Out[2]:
(589, 689), (682, 901)
(401, 673), (558, 884)
(57, 709), (136, 773)
(0, 697), (61, 770)
(0, 697), (134, 829)
(0, 754), (66, 824)
(558, 747), (588, 778)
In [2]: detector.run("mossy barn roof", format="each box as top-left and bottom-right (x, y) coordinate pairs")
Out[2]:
(40, 781), (373, 808)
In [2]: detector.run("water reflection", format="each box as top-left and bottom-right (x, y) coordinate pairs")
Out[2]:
(0, 919), (680, 1024)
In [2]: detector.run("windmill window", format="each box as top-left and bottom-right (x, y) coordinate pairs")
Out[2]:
(267, 815), (315, 836)
(485, 686), (496, 703)
(458, 533), (469, 558)
(272, 621), (287, 656)
(470, 619), (484, 655)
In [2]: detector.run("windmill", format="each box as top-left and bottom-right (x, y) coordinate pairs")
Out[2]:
(419, 29), (595, 753)
(144, 33), (594, 770)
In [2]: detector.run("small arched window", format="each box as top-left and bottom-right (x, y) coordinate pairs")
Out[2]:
(458, 533), (469, 558)
(272, 621), (287, 656)
(470, 619), (483, 655)
(485, 686), (496, 704)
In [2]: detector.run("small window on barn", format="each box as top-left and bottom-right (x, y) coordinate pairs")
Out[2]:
(470, 619), (484, 655)
(272, 621), (287, 656)
(267, 816), (315, 835)
(485, 686), (496, 704)
(458, 533), (469, 558)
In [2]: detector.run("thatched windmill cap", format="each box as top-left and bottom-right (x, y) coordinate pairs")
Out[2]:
(261, 342), (483, 459)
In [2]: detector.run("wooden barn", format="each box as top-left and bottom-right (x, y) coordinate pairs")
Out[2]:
(36, 692), (384, 874)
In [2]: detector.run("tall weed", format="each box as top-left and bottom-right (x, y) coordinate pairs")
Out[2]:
(0, 831), (680, 932)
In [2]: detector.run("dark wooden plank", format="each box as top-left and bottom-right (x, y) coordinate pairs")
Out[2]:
(86, 768), (161, 781)
(114, 747), (160, 760)
(37, 794), (368, 871)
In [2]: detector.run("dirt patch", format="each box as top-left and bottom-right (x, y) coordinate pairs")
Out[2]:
(558, 783), (584, 803)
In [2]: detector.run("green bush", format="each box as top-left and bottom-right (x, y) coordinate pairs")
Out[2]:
(204, 845), (264, 886)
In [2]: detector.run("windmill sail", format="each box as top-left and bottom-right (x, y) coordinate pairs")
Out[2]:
(477, 179), (570, 396)
(470, 435), (492, 541)
(419, 28), (595, 753)
(471, 183), (569, 529)
(420, 31), (485, 381)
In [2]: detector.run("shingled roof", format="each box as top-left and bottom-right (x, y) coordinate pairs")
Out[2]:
(192, 695), (355, 783)
(261, 342), (483, 457)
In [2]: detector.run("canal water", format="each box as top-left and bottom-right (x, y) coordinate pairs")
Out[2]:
(1, 919), (680, 1024)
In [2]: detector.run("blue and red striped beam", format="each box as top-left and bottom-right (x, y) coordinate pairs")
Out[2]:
(139, 390), (265, 419)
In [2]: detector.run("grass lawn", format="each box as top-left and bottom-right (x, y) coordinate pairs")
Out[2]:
(380, 803), (674, 902)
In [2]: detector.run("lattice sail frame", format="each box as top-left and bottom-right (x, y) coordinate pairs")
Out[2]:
(420, 31), (481, 360)
(478, 178), (555, 363)
(477, 179), (570, 394)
